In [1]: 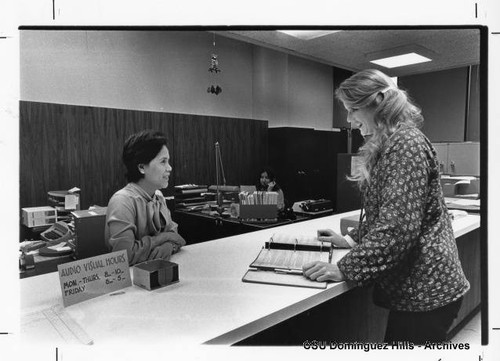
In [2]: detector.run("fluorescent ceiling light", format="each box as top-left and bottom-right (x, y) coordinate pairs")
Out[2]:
(277, 30), (341, 40)
(370, 52), (432, 68)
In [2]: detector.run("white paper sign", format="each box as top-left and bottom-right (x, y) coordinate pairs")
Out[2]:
(57, 250), (131, 307)
(64, 194), (79, 210)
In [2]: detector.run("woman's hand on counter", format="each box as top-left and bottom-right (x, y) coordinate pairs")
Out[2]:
(150, 242), (174, 260)
(162, 231), (186, 247)
(303, 261), (345, 282)
(317, 229), (352, 248)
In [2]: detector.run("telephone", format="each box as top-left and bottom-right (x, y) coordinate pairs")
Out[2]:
(38, 221), (74, 257)
(40, 221), (73, 244)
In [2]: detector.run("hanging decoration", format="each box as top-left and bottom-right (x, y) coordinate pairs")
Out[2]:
(207, 34), (222, 95)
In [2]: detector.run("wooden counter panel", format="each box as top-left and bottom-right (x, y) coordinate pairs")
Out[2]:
(449, 228), (481, 333)
(237, 286), (389, 345)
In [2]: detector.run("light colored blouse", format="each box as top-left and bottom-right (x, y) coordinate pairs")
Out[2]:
(105, 182), (182, 265)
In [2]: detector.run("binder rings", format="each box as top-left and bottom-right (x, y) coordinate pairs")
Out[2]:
(242, 234), (350, 289)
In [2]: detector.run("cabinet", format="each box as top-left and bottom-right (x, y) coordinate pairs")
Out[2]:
(433, 142), (480, 176)
(268, 127), (348, 207)
(268, 127), (364, 209)
(336, 153), (362, 212)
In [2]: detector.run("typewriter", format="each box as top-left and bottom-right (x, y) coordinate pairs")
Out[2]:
(299, 199), (333, 213)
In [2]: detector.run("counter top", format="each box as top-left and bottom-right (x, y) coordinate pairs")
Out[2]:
(20, 210), (480, 346)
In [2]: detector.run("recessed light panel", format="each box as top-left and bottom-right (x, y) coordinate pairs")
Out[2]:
(277, 30), (341, 40)
(370, 52), (431, 68)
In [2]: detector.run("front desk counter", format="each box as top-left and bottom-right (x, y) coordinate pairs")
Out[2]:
(172, 209), (310, 244)
(20, 210), (480, 346)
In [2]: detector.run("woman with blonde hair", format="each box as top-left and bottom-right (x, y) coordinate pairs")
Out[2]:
(303, 69), (469, 343)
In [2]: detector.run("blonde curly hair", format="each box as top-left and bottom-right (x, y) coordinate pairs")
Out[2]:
(335, 69), (424, 189)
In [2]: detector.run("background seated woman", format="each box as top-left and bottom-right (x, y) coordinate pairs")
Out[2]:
(257, 167), (285, 211)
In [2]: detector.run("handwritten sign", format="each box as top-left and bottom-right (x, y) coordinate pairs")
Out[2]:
(57, 250), (131, 307)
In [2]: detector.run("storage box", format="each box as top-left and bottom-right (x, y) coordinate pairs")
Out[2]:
(239, 204), (278, 221)
(22, 206), (57, 227)
(48, 190), (81, 211)
(71, 208), (108, 260)
(133, 260), (179, 290)
(340, 214), (360, 236)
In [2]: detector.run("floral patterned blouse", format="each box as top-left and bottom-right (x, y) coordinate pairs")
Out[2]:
(337, 126), (470, 312)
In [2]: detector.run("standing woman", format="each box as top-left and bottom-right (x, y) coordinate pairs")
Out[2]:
(105, 130), (186, 266)
(303, 69), (469, 343)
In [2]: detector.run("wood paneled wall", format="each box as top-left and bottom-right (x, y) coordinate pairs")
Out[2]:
(20, 101), (268, 210)
(172, 113), (268, 187)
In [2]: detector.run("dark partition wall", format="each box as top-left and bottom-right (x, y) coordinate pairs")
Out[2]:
(398, 67), (469, 142)
(20, 101), (268, 210)
(332, 67), (354, 129)
(466, 64), (480, 142)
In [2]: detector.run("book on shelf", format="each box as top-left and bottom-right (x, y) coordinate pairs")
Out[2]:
(242, 233), (350, 289)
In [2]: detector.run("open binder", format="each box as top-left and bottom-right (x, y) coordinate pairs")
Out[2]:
(242, 234), (349, 289)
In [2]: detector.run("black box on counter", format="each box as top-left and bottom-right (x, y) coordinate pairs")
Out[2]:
(133, 260), (179, 290)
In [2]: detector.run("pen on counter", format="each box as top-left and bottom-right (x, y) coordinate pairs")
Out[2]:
(109, 291), (126, 296)
(268, 234), (275, 251)
(274, 269), (303, 275)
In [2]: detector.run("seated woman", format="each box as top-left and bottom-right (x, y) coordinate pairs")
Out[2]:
(257, 167), (285, 210)
(105, 129), (186, 265)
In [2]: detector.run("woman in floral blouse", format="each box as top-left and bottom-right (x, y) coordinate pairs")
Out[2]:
(303, 69), (469, 343)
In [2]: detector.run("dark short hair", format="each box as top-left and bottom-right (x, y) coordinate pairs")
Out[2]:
(122, 130), (168, 182)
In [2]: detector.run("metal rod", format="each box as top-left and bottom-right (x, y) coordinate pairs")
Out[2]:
(215, 142), (220, 208)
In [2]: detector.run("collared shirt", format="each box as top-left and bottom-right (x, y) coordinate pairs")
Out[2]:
(105, 183), (180, 265)
(337, 126), (470, 312)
